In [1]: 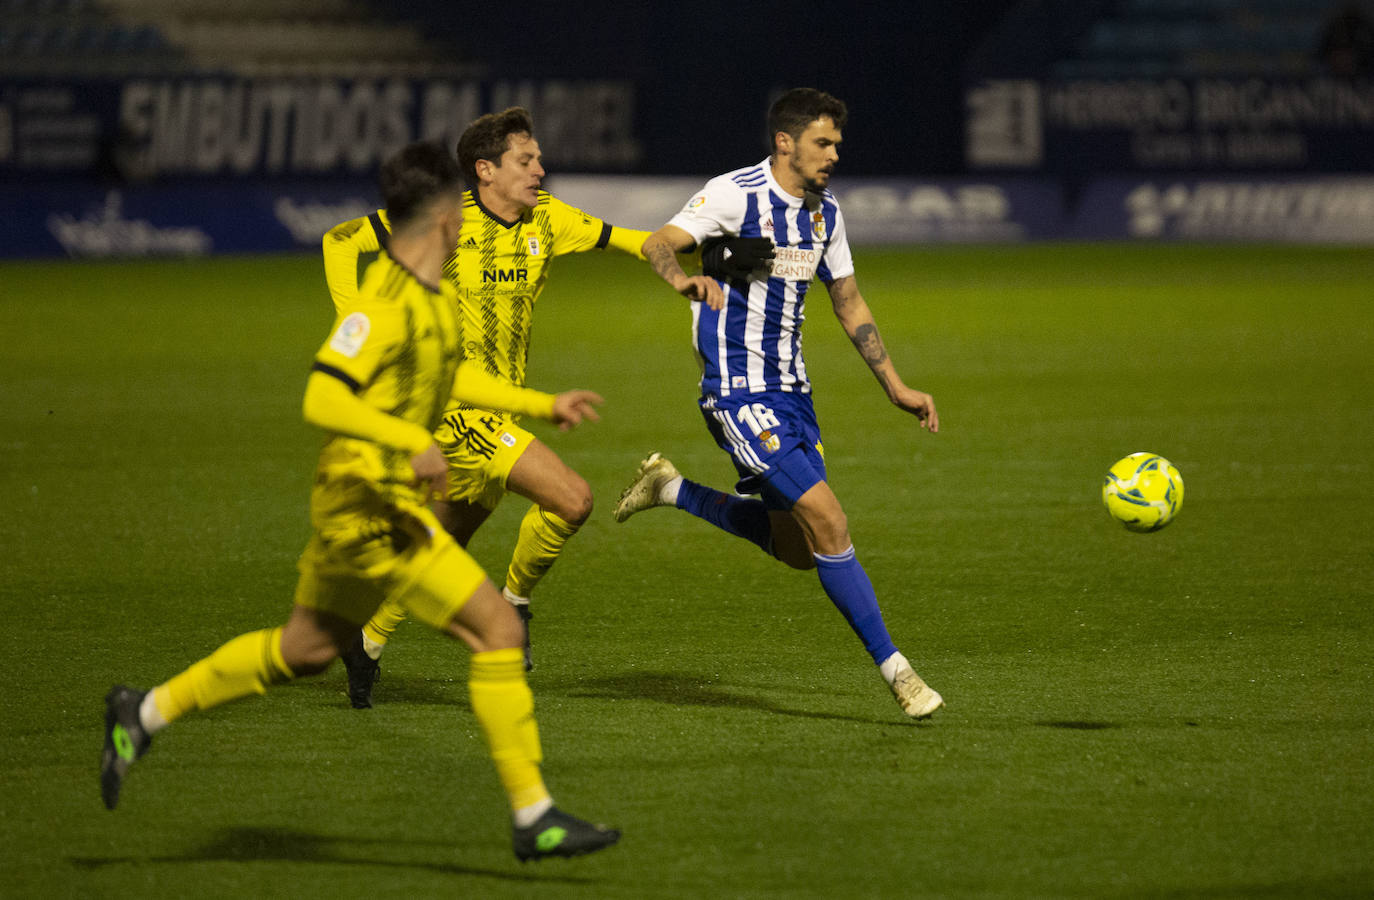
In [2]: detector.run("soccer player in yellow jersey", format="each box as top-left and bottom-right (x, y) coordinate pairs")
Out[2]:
(321, 107), (652, 700)
(100, 140), (620, 862)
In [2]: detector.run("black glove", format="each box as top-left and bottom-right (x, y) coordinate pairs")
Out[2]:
(700, 236), (775, 280)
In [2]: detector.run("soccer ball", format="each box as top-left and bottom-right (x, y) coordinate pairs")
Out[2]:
(1102, 452), (1184, 532)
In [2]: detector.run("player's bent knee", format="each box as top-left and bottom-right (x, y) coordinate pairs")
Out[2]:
(806, 511), (850, 554)
(546, 477), (593, 525)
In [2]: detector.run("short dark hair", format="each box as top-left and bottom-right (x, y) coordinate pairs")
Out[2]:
(378, 140), (464, 230)
(456, 106), (535, 186)
(767, 88), (848, 155)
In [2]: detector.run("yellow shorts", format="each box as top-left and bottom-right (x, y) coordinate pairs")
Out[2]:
(294, 484), (487, 628)
(432, 406), (535, 511)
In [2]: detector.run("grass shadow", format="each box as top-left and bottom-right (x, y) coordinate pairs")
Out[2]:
(295, 671), (470, 709)
(69, 825), (599, 885)
(553, 670), (917, 728)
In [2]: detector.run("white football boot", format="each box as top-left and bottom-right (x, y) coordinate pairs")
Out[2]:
(613, 452), (680, 523)
(889, 664), (944, 719)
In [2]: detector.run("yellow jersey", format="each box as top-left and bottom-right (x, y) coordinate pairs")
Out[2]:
(311, 251), (464, 502)
(323, 192), (641, 390)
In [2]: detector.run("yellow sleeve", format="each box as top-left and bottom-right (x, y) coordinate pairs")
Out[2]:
(450, 360), (556, 420)
(322, 210), (387, 314)
(303, 370), (432, 455)
(605, 225), (650, 260)
(542, 195), (698, 269)
(546, 195), (610, 257)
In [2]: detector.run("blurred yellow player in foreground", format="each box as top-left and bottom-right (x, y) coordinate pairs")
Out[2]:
(100, 140), (620, 862)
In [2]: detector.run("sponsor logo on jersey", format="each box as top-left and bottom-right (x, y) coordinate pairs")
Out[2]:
(500, 431), (518, 447)
(769, 246), (821, 282)
(329, 312), (370, 358)
(732, 375), (748, 389)
(482, 268), (529, 283)
(461, 237), (478, 248)
(684, 195), (707, 216)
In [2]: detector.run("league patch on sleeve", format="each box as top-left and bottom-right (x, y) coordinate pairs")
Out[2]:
(329, 312), (371, 358)
(682, 195), (708, 217)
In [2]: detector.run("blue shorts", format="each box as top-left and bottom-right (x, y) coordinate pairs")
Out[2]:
(699, 390), (826, 510)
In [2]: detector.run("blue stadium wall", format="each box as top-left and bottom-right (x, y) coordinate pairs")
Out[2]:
(3, 21), (1373, 257)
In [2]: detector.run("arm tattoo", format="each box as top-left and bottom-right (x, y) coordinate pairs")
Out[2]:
(830, 276), (857, 311)
(647, 241), (683, 283)
(851, 323), (889, 368)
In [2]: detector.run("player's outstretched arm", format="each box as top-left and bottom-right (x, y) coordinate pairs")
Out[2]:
(450, 361), (603, 431)
(605, 225), (652, 260)
(643, 225), (724, 309)
(601, 224), (702, 272)
(826, 275), (939, 433)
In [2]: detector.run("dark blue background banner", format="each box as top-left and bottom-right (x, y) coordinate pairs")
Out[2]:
(1, 76), (640, 182)
(0, 181), (379, 257)
(1067, 175), (1374, 242)
(966, 77), (1374, 174)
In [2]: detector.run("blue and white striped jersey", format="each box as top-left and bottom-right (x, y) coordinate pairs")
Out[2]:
(668, 158), (855, 398)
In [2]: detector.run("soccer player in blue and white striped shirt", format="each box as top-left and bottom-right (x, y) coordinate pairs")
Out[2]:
(615, 88), (943, 719)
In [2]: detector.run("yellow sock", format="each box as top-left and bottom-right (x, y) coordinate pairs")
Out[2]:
(468, 647), (550, 814)
(152, 627), (293, 724)
(505, 506), (580, 598)
(361, 597), (408, 648)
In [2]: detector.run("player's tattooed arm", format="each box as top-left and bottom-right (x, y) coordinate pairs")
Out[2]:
(851, 322), (890, 369)
(644, 226), (725, 309)
(646, 240), (683, 283)
(827, 274), (939, 432)
(830, 277), (888, 368)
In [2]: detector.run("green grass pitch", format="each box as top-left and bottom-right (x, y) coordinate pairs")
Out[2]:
(2, 243), (1372, 898)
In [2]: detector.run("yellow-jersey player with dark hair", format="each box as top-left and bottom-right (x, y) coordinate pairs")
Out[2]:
(101, 140), (621, 862)
(322, 107), (653, 702)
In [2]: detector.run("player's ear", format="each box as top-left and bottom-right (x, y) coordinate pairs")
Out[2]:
(774, 131), (793, 157)
(474, 158), (494, 183)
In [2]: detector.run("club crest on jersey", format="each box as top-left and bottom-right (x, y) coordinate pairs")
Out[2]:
(524, 230), (541, 256)
(811, 211), (826, 240)
(329, 312), (370, 358)
(759, 429), (781, 453)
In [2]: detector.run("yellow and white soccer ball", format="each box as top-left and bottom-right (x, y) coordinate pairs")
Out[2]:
(1102, 452), (1184, 533)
